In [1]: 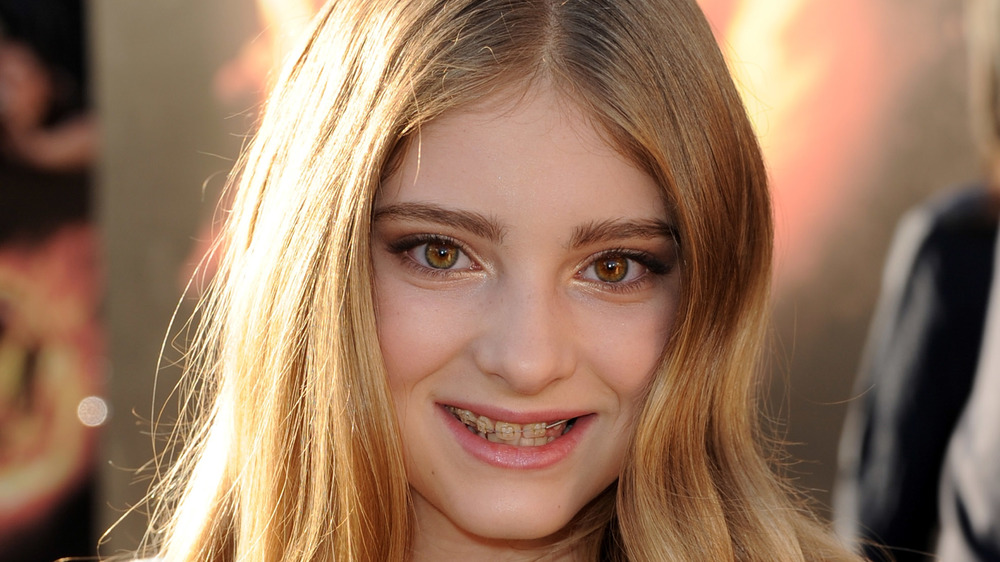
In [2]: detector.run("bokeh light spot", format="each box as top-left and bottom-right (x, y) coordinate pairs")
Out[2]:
(77, 396), (109, 427)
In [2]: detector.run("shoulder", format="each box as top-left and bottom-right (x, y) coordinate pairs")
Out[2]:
(902, 182), (999, 241)
(883, 183), (998, 288)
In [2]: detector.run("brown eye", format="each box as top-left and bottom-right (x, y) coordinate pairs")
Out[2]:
(424, 241), (460, 269)
(594, 255), (628, 283)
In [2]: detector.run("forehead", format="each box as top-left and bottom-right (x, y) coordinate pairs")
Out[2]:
(379, 86), (668, 224)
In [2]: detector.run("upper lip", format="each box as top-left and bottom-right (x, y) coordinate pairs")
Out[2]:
(439, 402), (591, 424)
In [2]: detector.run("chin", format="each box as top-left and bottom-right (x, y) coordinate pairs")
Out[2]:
(460, 507), (576, 542)
(430, 479), (614, 544)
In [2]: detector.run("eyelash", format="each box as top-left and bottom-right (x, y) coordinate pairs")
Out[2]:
(387, 234), (481, 278)
(580, 248), (672, 294)
(385, 234), (672, 292)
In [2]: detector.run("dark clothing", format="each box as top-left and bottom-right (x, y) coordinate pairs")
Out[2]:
(835, 184), (1000, 561)
(937, 200), (1000, 561)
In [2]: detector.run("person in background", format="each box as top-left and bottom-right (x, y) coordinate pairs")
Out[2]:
(935, 0), (1000, 558)
(835, 0), (1000, 559)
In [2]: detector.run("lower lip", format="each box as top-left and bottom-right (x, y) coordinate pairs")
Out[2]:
(438, 405), (592, 470)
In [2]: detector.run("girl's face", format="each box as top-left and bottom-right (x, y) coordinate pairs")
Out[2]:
(373, 85), (679, 556)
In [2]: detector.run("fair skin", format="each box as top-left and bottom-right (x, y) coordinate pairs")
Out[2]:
(372, 84), (680, 560)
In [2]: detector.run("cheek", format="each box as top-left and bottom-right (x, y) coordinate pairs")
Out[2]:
(581, 297), (677, 403)
(375, 280), (424, 391)
(374, 276), (466, 393)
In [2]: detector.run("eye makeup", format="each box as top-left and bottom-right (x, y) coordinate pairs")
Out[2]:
(381, 228), (677, 296)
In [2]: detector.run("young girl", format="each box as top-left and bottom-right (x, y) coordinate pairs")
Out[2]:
(134, 0), (860, 559)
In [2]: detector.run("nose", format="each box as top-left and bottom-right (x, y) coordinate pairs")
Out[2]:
(472, 281), (578, 395)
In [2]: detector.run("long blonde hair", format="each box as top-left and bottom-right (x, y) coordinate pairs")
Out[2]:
(135, 0), (858, 560)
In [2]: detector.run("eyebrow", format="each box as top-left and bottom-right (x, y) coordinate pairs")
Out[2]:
(373, 202), (507, 243)
(569, 218), (677, 249)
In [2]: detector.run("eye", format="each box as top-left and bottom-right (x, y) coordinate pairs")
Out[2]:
(592, 255), (630, 283)
(581, 252), (646, 284)
(423, 240), (462, 269)
(578, 249), (674, 291)
(393, 235), (477, 272)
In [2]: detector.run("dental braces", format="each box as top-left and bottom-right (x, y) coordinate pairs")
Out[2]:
(445, 405), (572, 438)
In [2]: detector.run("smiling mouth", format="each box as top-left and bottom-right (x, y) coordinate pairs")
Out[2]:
(444, 406), (578, 446)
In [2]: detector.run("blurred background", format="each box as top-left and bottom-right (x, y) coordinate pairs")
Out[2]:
(0, 0), (980, 559)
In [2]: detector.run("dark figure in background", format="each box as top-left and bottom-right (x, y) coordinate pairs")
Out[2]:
(937, 234), (1000, 559)
(935, 0), (1000, 557)
(835, 187), (998, 561)
(835, 0), (1000, 559)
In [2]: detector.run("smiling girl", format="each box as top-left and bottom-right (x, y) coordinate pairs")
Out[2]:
(131, 0), (859, 560)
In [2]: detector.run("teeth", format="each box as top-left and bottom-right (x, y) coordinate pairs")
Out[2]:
(445, 406), (575, 446)
(456, 409), (478, 426)
(494, 421), (518, 441)
(522, 422), (547, 439)
(476, 415), (494, 434)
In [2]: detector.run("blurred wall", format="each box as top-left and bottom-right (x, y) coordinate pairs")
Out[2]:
(92, 0), (255, 554)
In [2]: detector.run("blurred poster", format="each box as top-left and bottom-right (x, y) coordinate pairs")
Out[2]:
(0, 1), (103, 560)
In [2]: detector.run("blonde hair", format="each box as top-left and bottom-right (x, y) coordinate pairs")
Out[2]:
(967, 0), (1000, 187)
(134, 0), (858, 560)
